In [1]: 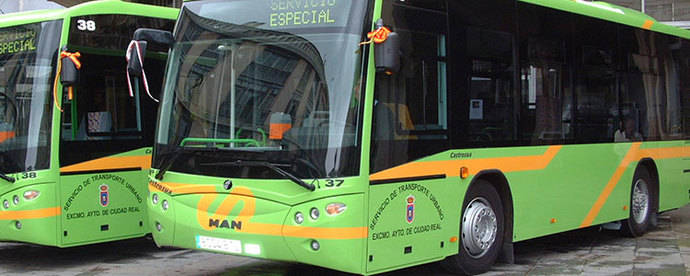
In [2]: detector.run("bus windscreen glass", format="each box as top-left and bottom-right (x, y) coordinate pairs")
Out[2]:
(0, 20), (61, 173)
(155, 0), (368, 179)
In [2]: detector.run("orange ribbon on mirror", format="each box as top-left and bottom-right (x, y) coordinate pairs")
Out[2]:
(359, 26), (391, 45)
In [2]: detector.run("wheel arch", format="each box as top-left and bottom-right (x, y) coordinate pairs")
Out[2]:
(467, 169), (515, 263)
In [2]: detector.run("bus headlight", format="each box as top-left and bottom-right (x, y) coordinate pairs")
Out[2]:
(309, 207), (320, 220)
(23, 190), (40, 200)
(2, 200), (8, 209)
(294, 212), (304, 224)
(162, 200), (169, 211)
(325, 203), (347, 216)
(310, 240), (320, 251)
(152, 193), (159, 205)
(12, 195), (18, 205)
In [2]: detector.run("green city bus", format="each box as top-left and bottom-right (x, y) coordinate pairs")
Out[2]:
(0, 0), (177, 247)
(136, 0), (690, 274)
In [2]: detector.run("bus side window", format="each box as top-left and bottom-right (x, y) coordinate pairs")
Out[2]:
(518, 4), (573, 146)
(372, 2), (449, 173)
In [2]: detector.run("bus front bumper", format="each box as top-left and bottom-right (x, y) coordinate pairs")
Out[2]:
(148, 192), (367, 274)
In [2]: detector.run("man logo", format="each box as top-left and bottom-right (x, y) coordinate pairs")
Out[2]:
(208, 218), (242, 230)
(406, 195), (415, 224)
(99, 184), (109, 207)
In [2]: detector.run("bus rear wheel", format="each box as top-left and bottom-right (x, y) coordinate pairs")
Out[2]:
(621, 167), (655, 237)
(442, 181), (504, 275)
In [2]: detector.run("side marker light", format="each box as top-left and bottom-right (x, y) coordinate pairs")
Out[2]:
(325, 203), (347, 216)
(460, 167), (469, 179)
(23, 190), (40, 200)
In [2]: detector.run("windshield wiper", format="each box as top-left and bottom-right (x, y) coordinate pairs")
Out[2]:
(201, 160), (315, 192)
(0, 172), (14, 183)
(155, 149), (185, 181)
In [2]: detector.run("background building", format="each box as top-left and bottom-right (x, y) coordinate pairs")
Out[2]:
(607, 0), (690, 27)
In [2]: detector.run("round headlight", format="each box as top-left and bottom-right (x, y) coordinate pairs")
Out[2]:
(15, 221), (21, 229)
(310, 240), (320, 251)
(12, 195), (19, 205)
(155, 222), (162, 232)
(294, 212), (304, 224)
(152, 193), (159, 205)
(3, 200), (9, 209)
(309, 207), (320, 220)
(162, 200), (169, 211)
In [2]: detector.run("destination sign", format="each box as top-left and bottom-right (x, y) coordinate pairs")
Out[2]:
(193, 0), (353, 31)
(0, 28), (36, 55)
(269, 0), (337, 27)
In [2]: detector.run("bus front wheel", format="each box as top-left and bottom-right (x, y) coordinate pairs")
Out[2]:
(443, 181), (504, 275)
(621, 167), (655, 237)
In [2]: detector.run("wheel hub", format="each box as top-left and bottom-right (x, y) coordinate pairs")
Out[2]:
(462, 197), (497, 258)
(632, 178), (649, 224)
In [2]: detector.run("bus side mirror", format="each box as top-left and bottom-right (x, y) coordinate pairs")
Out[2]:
(60, 54), (79, 86)
(127, 40), (148, 76)
(133, 28), (173, 46)
(127, 28), (173, 75)
(374, 31), (400, 75)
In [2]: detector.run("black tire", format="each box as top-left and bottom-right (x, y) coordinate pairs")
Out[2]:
(621, 167), (656, 237)
(442, 180), (504, 275)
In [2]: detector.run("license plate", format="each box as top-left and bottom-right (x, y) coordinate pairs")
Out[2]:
(196, 235), (242, 254)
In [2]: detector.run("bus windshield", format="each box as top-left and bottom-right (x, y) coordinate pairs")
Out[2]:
(156, 0), (368, 179)
(0, 20), (61, 174)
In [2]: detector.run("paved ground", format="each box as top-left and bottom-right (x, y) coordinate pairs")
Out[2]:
(2, 205), (690, 275)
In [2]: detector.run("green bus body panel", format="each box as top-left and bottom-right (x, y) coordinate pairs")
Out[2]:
(0, 0), (177, 247)
(59, 148), (152, 246)
(0, 148), (152, 247)
(149, 173), (368, 274)
(520, 0), (690, 39)
(365, 142), (689, 273)
(367, 177), (461, 272)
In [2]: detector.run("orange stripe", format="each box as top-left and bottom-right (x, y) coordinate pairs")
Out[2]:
(642, 20), (654, 30)
(370, 145), (562, 181)
(60, 155), (151, 173)
(237, 222), (368, 239)
(638, 146), (690, 160)
(580, 144), (690, 227)
(197, 187), (255, 230)
(197, 194), (219, 230)
(0, 206), (61, 220)
(580, 143), (642, 227)
(149, 181), (217, 195)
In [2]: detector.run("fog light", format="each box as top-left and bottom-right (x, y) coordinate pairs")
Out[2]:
(23, 190), (40, 200)
(294, 212), (304, 224)
(162, 200), (169, 211)
(155, 222), (162, 232)
(152, 193), (159, 205)
(244, 243), (261, 255)
(15, 221), (21, 229)
(3, 200), (9, 209)
(12, 195), (19, 205)
(325, 203), (347, 216)
(309, 207), (319, 220)
(310, 240), (320, 251)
